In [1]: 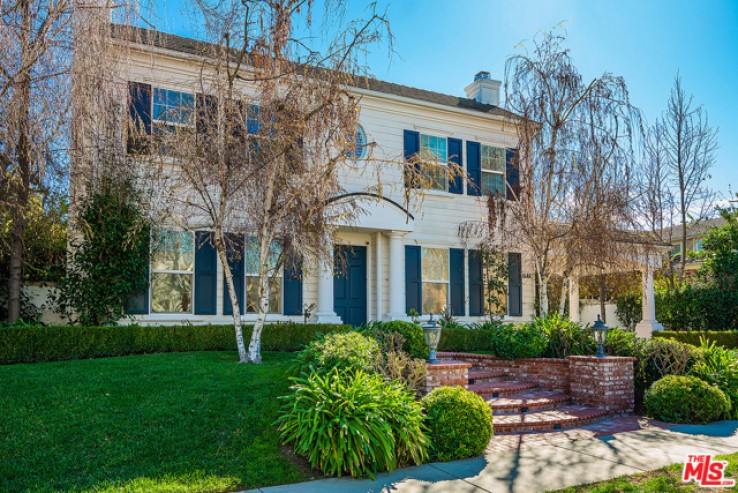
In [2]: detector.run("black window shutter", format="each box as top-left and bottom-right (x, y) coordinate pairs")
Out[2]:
(506, 148), (520, 201)
(196, 93), (218, 153)
(283, 256), (303, 316)
(508, 252), (523, 316)
(403, 130), (420, 188)
(466, 141), (482, 196)
(223, 233), (244, 316)
(405, 245), (422, 315)
(449, 248), (465, 316)
(194, 231), (217, 315)
(468, 249), (484, 316)
(125, 242), (150, 315)
(127, 81), (151, 154)
(448, 138), (463, 194)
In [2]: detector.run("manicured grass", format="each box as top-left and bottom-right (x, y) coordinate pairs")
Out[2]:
(552, 452), (738, 492)
(0, 351), (308, 492)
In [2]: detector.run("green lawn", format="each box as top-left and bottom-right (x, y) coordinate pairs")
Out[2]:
(552, 452), (738, 492)
(0, 351), (309, 492)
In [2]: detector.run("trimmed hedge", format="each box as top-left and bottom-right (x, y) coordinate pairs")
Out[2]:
(645, 375), (730, 424)
(437, 328), (493, 352)
(0, 323), (349, 365)
(654, 331), (738, 349)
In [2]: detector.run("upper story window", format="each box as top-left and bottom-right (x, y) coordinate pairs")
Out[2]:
(347, 125), (367, 159)
(150, 230), (194, 313)
(481, 144), (505, 196)
(421, 247), (449, 314)
(244, 237), (282, 313)
(419, 134), (448, 191)
(153, 88), (194, 128)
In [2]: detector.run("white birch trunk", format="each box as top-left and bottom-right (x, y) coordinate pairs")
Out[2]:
(247, 235), (272, 364)
(215, 233), (248, 363)
(558, 276), (568, 316)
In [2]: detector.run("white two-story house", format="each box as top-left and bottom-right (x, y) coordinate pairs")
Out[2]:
(100, 25), (535, 327)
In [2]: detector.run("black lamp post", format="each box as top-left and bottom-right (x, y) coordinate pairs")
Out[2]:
(593, 314), (609, 358)
(422, 313), (442, 364)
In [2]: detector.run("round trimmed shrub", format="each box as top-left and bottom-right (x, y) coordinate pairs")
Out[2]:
(276, 369), (428, 477)
(361, 320), (429, 360)
(644, 375), (729, 424)
(295, 331), (379, 375)
(423, 386), (493, 461)
(490, 323), (547, 360)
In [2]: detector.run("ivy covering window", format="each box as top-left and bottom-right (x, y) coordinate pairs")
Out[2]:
(151, 230), (194, 313)
(152, 88), (194, 152)
(481, 145), (506, 196)
(245, 237), (282, 313)
(422, 247), (448, 314)
(419, 134), (448, 190)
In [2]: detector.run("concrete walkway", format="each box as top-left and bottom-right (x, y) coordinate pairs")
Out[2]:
(243, 421), (738, 493)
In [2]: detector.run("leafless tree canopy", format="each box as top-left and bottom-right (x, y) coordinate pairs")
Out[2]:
(490, 30), (644, 316)
(128, 0), (391, 362)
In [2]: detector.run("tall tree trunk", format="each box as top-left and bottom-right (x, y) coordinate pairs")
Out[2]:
(7, 0), (32, 323)
(248, 267), (271, 364)
(215, 232), (248, 363)
(558, 275), (568, 316)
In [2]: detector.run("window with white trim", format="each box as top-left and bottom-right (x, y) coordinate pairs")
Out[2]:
(244, 237), (282, 313)
(150, 230), (194, 313)
(152, 88), (194, 153)
(422, 247), (448, 314)
(419, 134), (448, 191)
(481, 144), (506, 196)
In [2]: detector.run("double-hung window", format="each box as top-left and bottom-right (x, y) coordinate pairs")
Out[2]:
(244, 237), (282, 313)
(151, 230), (194, 313)
(483, 263), (507, 315)
(422, 247), (449, 314)
(419, 134), (448, 191)
(481, 144), (506, 196)
(152, 88), (194, 154)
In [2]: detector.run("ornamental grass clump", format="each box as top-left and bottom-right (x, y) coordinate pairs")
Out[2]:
(276, 369), (428, 478)
(422, 386), (493, 461)
(690, 338), (738, 418)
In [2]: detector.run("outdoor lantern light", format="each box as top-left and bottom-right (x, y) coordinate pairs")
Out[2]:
(422, 313), (442, 364)
(593, 314), (609, 358)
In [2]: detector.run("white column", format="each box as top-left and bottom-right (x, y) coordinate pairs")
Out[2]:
(569, 275), (580, 323)
(383, 231), (408, 321)
(375, 232), (384, 320)
(312, 240), (342, 324)
(635, 266), (663, 338)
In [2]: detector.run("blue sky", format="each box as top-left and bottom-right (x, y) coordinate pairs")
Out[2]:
(149, 0), (737, 199)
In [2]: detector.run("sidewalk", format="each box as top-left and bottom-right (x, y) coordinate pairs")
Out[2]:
(242, 420), (738, 493)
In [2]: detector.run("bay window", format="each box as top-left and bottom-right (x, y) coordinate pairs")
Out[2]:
(422, 247), (449, 314)
(151, 230), (194, 313)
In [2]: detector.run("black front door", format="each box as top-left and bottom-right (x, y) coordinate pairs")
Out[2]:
(334, 245), (367, 327)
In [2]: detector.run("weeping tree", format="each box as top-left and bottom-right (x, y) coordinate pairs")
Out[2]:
(130, 0), (392, 363)
(1, 0), (73, 322)
(501, 29), (643, 317)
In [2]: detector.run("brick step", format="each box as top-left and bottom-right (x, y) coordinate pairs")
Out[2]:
(493, 405), (610, 434)
(468, 369), (507, 384)
(467, 380), (538, 397)
(487, 390), (572, 415)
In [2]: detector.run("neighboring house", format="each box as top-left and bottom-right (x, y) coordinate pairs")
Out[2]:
(84, 25), (534, 327)
(661, 217), (726, 274)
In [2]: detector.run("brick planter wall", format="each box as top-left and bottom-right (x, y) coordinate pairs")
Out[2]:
(423, 360), (471, 394)
(569, 356), (636, 413)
